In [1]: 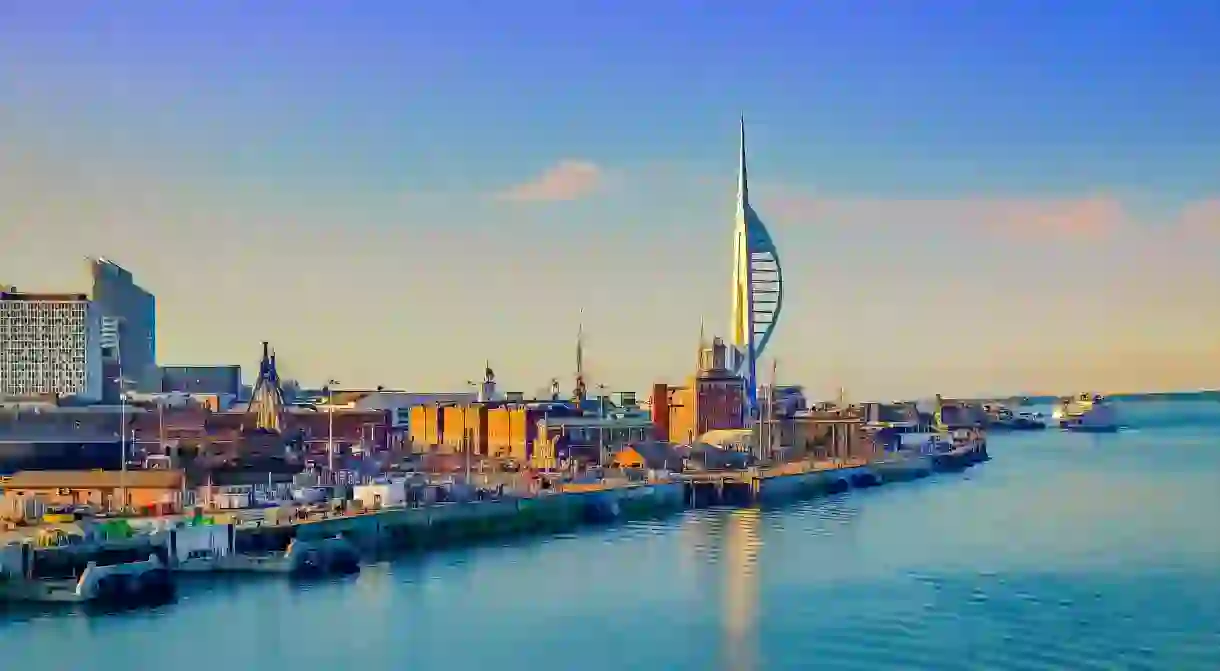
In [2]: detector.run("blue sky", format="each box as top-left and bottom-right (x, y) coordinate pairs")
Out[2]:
(2, 1), (1218, 399)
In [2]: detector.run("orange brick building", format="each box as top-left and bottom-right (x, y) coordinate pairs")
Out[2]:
(0, 469), (186, 512)
(410, 404), (545, 462)
(652, 337), (747, 444)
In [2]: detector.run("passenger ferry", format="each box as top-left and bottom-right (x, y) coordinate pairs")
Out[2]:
(1052, 393), (1119, 432)
(984, 404), (1046, 431)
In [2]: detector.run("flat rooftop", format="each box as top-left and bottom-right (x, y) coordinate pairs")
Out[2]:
(0, 292), (89, 302)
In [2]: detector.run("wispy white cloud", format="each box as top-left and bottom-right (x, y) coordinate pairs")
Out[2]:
(495, 160), (603, 203)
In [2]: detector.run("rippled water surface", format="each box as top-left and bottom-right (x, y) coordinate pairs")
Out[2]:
(5, 401), (1220, 670)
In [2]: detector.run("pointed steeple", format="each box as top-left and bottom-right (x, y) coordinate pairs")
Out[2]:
(697, 317), (707, 374)
(247, 341), (285, 433)
(573, 309), (586, 402)
(576, 309), (584, 380)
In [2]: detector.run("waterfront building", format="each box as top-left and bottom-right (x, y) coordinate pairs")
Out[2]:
(0, 290), (103, 402)
(0, 469), (185, 513)
(88, 258), (156, 392)
(610, 391), (639, 409)
(311, 389), (475, 444)
(789, 408), (879, 462)
(406, 394), (652, 467)
(651, 336), (747, 444)
(535, 413), (655, 467)
(124, 401), (389, 481)
(729, 118), (784, 413)
(0, 405), (130, 475)
(157, 365), (242, 396)
(609, 441), (685, 471)
(409, 402), (542, 462)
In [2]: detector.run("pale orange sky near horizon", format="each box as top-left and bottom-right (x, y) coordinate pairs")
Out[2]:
(3, 140), (1218, 400)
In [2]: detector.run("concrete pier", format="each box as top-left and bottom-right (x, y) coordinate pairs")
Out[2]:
(233, 481), (687, 556)
(681, 441), (988, 508)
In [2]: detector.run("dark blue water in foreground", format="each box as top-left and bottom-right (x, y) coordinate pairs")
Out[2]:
(4, 400), (1220, 670)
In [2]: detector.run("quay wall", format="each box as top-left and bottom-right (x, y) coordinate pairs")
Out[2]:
(746, 445), (984, 507)
(239, 482), (687, 554)
(4, 446), (987, 598)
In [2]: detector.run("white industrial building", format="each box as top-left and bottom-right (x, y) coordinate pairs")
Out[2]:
(0, 290), (103, 402)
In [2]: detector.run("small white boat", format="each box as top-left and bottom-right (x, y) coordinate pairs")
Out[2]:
(1052, 393), (1119, 432)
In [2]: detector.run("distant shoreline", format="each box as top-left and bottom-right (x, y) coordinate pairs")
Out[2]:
(959, 390), (1220, 406)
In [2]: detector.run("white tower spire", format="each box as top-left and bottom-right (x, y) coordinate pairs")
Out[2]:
(731, 116), (758, 409)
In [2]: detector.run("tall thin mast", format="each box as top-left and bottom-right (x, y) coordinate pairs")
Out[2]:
(574, 309), (586, 402)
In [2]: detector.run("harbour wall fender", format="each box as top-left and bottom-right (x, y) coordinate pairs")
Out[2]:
(171, 524), (233, 565)
(758, 470), (830, 503)
(75, 554), (166, 600)
(650, 482), (686, 506)
(0, 541), (29, 580)
(295, 514), (379, 543)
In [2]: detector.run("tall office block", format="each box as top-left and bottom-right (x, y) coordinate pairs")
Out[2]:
(88, 258), (156, 391)
(0, 290), (103, 401)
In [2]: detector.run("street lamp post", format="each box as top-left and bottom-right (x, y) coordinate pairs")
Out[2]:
(597, 383), (607, 467)
(326, 379), (339, 482)
(464, 380), (477, 484)
(119, 376), (127, 513)
(112, 369), (136, 513)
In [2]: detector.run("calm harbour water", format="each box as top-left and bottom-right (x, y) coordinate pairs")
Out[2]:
(4, 401), (1220, 670)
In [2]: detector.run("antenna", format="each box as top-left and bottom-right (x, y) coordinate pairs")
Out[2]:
(576, 308), (584, 379)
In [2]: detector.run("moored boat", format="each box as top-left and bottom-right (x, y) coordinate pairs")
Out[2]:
(1052, 393), (1119, 432)
(985, 405), (1047, 431)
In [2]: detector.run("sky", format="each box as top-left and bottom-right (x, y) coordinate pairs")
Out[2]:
(2, 0), (1219, 400)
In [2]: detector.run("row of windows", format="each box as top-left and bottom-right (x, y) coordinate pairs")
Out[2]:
(0, 307), (87, 313)
(1, 329), (89, 336)
(1, 334), (88, 341)
(0, 345), (89, 355)
(1, 381), (90, 392)
(0, 327), (87, 334)
(2, 366), (89, 370)
(0, 381), (91, 395)
(0, 358), (89, 363)
(1, 361), (89, 369)
(0, 344), (89, 356)
(0, 323), (88, 331)
(0, 310), (88, 320)
(1, 363), (88, 371)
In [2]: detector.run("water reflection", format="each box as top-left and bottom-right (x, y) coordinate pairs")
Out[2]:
(721, 508), (762, 671)
(6, 421), (1220, 670)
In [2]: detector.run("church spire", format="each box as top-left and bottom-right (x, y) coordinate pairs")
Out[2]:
(247, 341), (285, 433)
(697, 316), (707, 374)
(573, 309), (587, 402)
